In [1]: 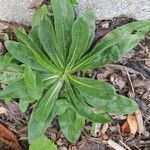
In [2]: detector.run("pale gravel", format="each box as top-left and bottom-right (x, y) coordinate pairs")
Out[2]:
(0, 0), (33, 25)
(76, 0), (150, 20)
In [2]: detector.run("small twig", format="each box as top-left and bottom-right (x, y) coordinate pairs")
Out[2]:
(117, 124), (123, 141)
(101, 124), (109, 134)
(94, 123), (101, 136)
(107, 139), (126, 150)
(18, 137), (28, 141)
(135, 110), (145, 134)
(106, 64), (145, 79)
(139, 43), (149, 52)
(124, 67), (135, 98)
(119, 141), (131, 150)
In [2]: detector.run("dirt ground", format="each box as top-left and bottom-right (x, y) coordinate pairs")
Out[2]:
(0, 16), (150, 150)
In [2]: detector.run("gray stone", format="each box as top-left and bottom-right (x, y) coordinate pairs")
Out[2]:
(0, 0), (150, 25)
(76, 0), (150, 20)
(0, 0), (33, 25)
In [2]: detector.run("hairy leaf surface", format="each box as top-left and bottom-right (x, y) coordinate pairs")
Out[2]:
(59, 108), (85, 143)
(66, 81), (111, 123)
(69, 75), (116, 100)
(72, 21), (150, 71)
(31, 4), (49, 27)
(66, 11), (96, 70)
(83, 93), (138, 115)
(0, 63), (24, 84)
(28, 79), (63, 143)
(25, 67), (43, 100)
(38, 16), (65, 69)
(14, 29), (60, 74)
(51, 0), (74, 57)
(29, 136), (57, 150)
(0, 78), (28, 99)
(5, 41), (46, 71)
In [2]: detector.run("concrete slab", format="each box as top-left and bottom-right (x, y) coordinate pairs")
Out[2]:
(76, 0), (150, 20)
(0, 0), (150, 25)
(0, 0), (33, 25)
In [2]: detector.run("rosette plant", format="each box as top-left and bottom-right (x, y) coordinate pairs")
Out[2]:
(0, 0), (150, 144)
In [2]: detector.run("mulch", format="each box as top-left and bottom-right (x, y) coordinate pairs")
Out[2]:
(0, 16), (150, 150)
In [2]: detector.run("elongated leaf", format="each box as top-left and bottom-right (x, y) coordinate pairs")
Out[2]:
(44, 99), (70, 130)
(83, 93), (138, 115)
(5, 41), (46, 71)
(55, 99), (70, 115)
(31, 4), (49, 27)
(14, 29), (60, 74)
(40, 72), (59, 88)
(29, 136), (57, 150)
(69, 75), (116, 100)
(59, 108), (85, 143)
(38, 16), (65, 69)
(24, 67), (43, 100)
(72, 20), (150, 72)
(51, 0), (74, 57)
(66, 11), (96, 70)
(0, 53), (14, 64)
(29, 26), (42, 49)
(0, 63), (24, 84)
(19, 97), (33, 113)
(28, 79), (63, 143)
(0, 78), (28, 99)
(66, 80), (111, 123)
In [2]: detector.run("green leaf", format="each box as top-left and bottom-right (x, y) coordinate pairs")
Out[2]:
(55, 99), (70, 115)
(0, 78), (28, 99)
(51, 0), (74, 58)
(31, 4), (49, 27)
(14, 29), (60, 74)
(66, 80), (111, 123)
(0, 63), (24, 84)
(28, 79), (63, 143)
(38, 16), (65, 69)
(0, 53), (14, 64)
(72, 20), (150, 72)
(5, 41), (46, 71)
(59, 108), (85, 143)
(69, 75), (116, 100)
(66, 10), (96, 70)
(28, 26), (42, 49)
(44, 99), (70, 130)
(29, 136), (57, 150)
(84, 93), (138, 115)
(19, 97), (32, 113)
(40, 72), (59, 88)
(24, 67), (43, 100)
(70, 0), (79, 4)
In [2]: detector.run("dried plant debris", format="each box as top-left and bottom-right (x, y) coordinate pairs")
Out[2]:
(0, 15), (150, 150)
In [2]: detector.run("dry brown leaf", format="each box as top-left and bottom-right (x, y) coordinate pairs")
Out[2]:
(0, 123), (22, 150)
(122, 121), (130, 133)
(127, 114), (138, 135)
(122, 114), (138, 135)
